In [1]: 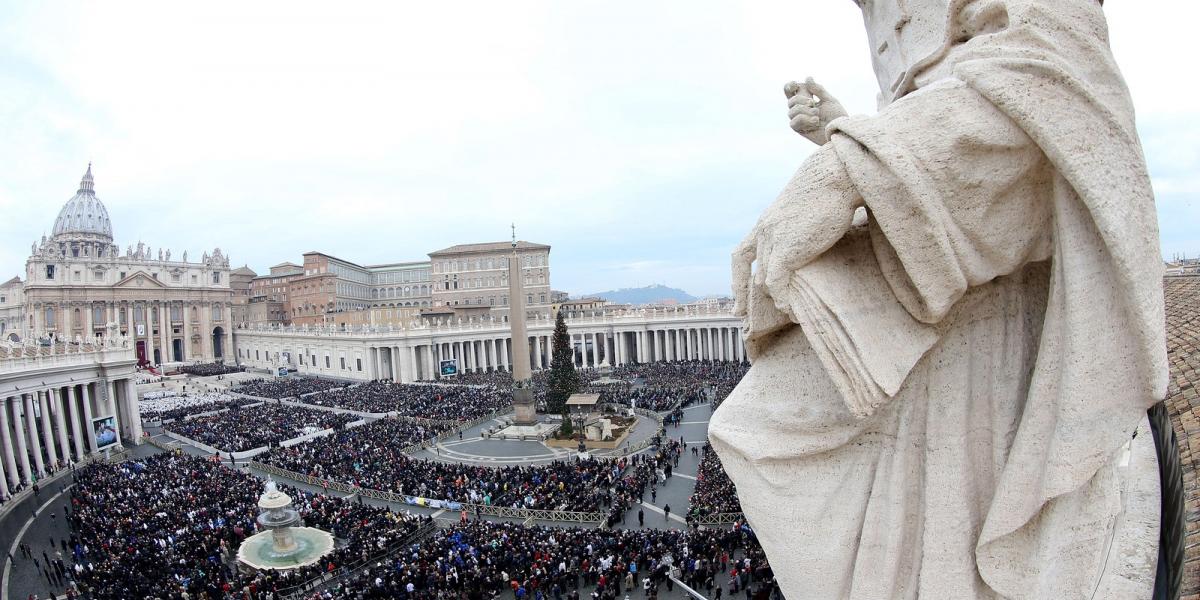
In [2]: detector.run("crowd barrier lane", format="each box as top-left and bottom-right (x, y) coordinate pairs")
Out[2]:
(277, 519), (439, 600)
(248, 461), (606, 524)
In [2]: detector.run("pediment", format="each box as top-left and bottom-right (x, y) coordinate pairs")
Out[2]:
(113, 271), (168, 289)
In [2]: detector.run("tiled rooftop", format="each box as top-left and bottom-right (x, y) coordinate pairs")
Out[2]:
(1162, 276), (1200, 598)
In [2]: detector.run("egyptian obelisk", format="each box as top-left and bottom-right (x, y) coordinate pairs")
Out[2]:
(507, 226), (537, 425)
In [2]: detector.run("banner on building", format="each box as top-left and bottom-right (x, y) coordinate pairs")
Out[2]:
(92, 415), (118, 449)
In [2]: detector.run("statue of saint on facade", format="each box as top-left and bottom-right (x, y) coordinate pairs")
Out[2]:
(710, 1), (1167, 598)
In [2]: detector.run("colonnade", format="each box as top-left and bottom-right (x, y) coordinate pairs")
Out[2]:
(568, 326), (745, 369)
(0, 377), (140, 498)
(235, 314), (749, 383)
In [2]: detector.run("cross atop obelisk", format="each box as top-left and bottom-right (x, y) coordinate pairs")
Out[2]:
(507, 226), (536, 425)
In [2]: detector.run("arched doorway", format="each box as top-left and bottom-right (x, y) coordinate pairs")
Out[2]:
(212, 326), (225, 359)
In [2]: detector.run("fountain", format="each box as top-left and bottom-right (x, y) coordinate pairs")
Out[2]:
(236, 478), (335, 571)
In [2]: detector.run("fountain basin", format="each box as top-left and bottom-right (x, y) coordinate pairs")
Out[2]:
(237, 526), (335, 571)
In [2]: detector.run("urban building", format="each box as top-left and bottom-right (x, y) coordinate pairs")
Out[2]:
(229, 266), (257, 327)
(248, 262), (305, 327)
(286, 253), (434, 326)
(18, 165), (235, 365)
(0, 277), (23, 342)
(429, 241), (552, 319)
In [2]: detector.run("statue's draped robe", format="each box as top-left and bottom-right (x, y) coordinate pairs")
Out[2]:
(710, 2), (1166, 598)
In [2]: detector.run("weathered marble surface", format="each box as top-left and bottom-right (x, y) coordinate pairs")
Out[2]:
(711, 1), (1166, 598)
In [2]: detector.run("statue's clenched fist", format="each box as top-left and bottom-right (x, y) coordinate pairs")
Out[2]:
(785, 77), (847, 145)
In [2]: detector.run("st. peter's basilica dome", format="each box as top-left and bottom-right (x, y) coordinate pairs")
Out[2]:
(51, 163), (113, 243)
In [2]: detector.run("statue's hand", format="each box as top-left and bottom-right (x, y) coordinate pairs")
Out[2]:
(785, 77), (847, 145)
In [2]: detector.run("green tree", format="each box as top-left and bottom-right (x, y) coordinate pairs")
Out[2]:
(545, 309), (580, 414)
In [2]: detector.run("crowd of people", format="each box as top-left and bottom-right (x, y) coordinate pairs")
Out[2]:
(139, 391), (256, 422)
(260, 438), (630, 513)
(163, 403), (356, 452)
(64, 453), (430, 599)
(317, 519), (776, 600)
(55, 451), (776, 600)
(418, 360), (749, 415)
(687, 443), (743, 518)
(235, 377), (350, 399)
(299, 381), (511, 420)
(177, 362), (247, 377)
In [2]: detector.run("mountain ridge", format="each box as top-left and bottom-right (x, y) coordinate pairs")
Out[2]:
(581, 284), (697, 305)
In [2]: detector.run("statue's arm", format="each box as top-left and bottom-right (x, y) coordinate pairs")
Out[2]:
(733, 144), (862, 329)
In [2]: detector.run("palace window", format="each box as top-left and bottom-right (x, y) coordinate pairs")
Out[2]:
(94, 270), (104, 280)
(119, 271), (126, 279)
(356, 358), (363, 371)
(212, 272), (221, 284)
(45, 307), (55, 327)
(340, 357), (346, 370)
(93, 306), (104, 323)
(45, 265), (55, 280)
(171, 273), (181, 282)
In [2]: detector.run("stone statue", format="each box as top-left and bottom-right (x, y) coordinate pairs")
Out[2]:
(710, 1), (1167, 598)
(136, 241), (144, 258)
(158, 249), (163, 261)
(182, 250), (188, 263)
(165, 249), (171, 262)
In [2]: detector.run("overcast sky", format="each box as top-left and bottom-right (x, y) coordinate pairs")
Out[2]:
(0, 2), (1194, 297)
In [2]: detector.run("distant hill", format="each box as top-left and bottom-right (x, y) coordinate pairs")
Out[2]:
(584, 285), (697, 306)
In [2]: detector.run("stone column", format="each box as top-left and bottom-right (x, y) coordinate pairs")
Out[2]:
(500, 338), (509, 371)
(223, 303), (233, 359)
(591, 333), (600, 368)
(201, 302), (213, 361)
(67, 386), (84, 460)
(38, 391), (57, 469)
(12, 395), (30, 483)
(407, 346), (419, 383)
(532, 336), (541, 370)
(603, 333), (612, 367)
(181, 302), (191, 361)
(0, 398), (19, 488)
(81, 384), (95, 454)
(141, 304), (154, 364)
(124, 378), (142, 442)
(52, 388), (69, 465)
(0, 446), (7, 498)
(23, 394), (44, 477)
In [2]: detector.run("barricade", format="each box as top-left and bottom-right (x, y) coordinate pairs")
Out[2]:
(248, 460), (607, 525)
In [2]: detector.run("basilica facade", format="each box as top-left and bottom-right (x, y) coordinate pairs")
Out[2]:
(17, 165), (235, 365)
